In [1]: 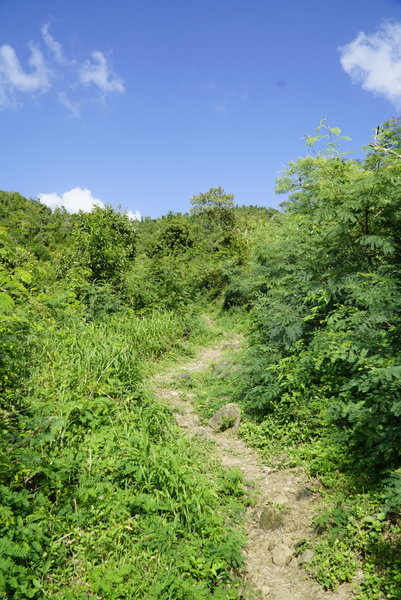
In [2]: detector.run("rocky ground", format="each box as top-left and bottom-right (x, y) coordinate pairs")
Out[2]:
(152, 334), (354, 600)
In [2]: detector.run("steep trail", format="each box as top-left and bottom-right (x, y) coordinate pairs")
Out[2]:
(152, 331), (353, 600)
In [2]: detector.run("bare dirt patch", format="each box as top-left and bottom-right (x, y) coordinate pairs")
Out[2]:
(152, 333), (353, 600)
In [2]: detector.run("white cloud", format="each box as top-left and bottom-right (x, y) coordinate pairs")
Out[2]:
(0, 24), (125, 112)
(38, 187), (105, 213)
(80, 51), (125, 94)
(339, 21), (401, 109)
(126, 209), (142, 221)
(58, 92), (81, 118)
(38, 187), (141, 220)
(41, 23), (65, 65)
(0, 43), (50, 105)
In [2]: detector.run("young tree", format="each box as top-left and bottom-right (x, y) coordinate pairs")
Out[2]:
(190, 187), (235, 227)
(60, 206), (137, 288)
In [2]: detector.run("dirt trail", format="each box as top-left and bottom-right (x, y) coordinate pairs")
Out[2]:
(152, 333), (353, 600)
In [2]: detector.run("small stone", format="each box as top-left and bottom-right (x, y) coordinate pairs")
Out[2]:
(192, 427), (211, 439)
(298, 549), (314, 565)
(271, 543), (293, 567)
(267, 539), (277, 551)
(177, 373), (191, 380)
(296, 486), (315, 500)
(209, 403), (241, 432)
(259, 505), (284, 531)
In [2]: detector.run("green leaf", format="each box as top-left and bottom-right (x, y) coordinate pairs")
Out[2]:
(0, 291), (15, 311)
(14, 268), (32, 284)
(305, 135), (325, 147)
(330, 127), (341, 136)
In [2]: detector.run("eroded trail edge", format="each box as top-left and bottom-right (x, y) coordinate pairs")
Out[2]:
(152, 333), (352, 600)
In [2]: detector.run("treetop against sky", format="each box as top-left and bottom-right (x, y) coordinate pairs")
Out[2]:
(1, 0), (401, 218)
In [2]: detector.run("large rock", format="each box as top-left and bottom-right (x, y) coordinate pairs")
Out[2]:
(271, 543), (293, 567)
(209, 403), (241, 432)
(259, 505), (284, 531)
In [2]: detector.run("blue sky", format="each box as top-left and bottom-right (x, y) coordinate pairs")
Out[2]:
(1, 0), (401, 218)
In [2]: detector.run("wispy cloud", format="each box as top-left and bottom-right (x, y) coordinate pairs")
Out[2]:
(0, 23), (125, 113)
(339, 21), (401, 109)
(38, 187), (141, 220)
(207, 82), (249, 116)
(214, 103), (227, 115)
(41, 23), (65, 65)
(0, 43), (50, 106)
(80, 51), (124, 94)
(58, 91), (81, 118)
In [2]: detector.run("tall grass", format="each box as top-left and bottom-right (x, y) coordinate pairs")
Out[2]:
(1, 309), (246, 599)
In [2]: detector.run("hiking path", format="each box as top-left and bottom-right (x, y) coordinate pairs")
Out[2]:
(152, 331), (353, 600)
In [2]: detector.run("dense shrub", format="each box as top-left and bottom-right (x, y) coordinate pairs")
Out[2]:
(239, 120), (401, 480)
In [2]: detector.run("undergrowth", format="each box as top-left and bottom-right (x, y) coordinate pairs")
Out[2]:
(177, 314), (401, 599)
(238, 404), (401, 599)
(1, 310), (249, 599)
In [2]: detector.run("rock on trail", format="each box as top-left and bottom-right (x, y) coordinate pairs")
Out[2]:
(209, 402), (241, 432)
(152, 333), (353, 600)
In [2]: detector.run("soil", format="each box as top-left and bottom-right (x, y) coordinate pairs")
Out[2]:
(152, 333), (354, 600)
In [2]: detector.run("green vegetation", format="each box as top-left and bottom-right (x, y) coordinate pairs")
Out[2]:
(233, 119), (401, 599)
(2, 119), (401, 598)
(0, 194), (253, 599)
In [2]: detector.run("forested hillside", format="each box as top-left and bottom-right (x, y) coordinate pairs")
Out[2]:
(1, 120), (401, 599)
